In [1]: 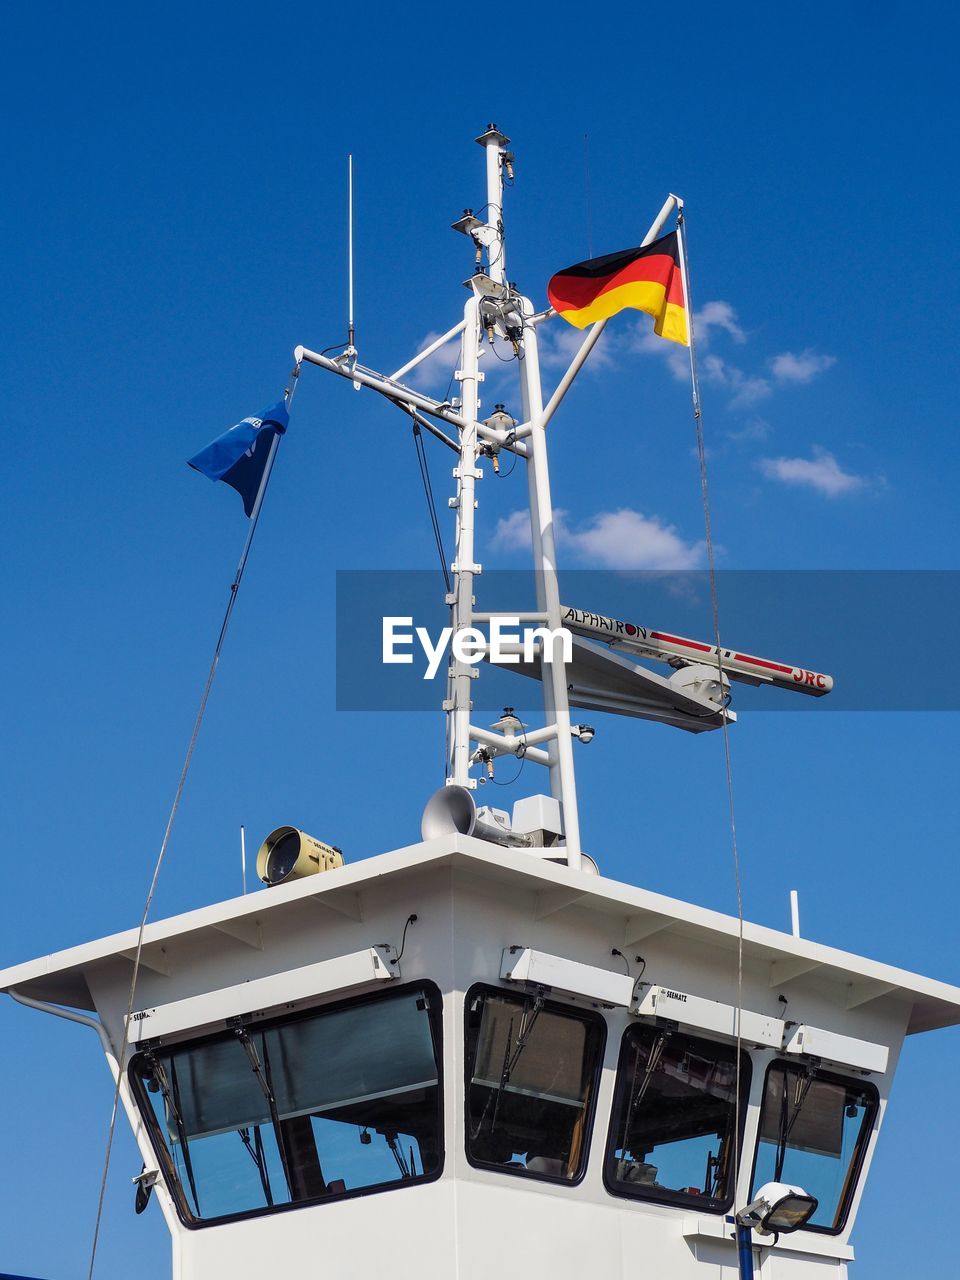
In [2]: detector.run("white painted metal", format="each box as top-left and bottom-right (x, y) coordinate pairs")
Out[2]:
(390, 318), (466, 382)
(562, 604), (834, 696)
(4, 836), (948, 1279)
(509, 633), (734, 733)
(791, 888), (801, 937)
(784, 1023), (889, 1074)
(449, 293), (481, 786)
(633, 983), (786, 1049)
(511, 793), (563, 839)
(500, 946), (636, 1007)
(466, 725), (551, 766)
(481, 127), (506, 285)
(4, 841), (959, 1032)
(240, 823), (247, 895)
(517, 293), (582, 865)
(347, 153), (355, 352)
(128, 945), (397, 1043)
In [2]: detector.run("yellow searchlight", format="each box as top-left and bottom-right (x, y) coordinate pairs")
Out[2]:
(256, 826), (344, 887)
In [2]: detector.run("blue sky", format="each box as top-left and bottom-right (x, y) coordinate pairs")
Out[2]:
(1, 3), (958, 1276)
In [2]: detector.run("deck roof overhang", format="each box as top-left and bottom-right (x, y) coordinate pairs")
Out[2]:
(2, 835), (958, 1035)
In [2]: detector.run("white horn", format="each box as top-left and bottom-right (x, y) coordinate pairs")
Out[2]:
(421, 785), (533, 848)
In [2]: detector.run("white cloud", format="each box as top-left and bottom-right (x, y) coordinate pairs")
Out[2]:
(696, 300), (746, 344)
(568, 509), (705, 568)
(491, 509), (533, 547)
(770, 349), (837, 384)
(628, 323), (690, 380)
(629, 298), (745, 383)
(757, 446), (867, 497)
(702, 354), (772, 407)
(494, 507), (704, 569)
(538, 319), (618, 372)
(401, 330), (463, 392)
(727, 417), (772, 443)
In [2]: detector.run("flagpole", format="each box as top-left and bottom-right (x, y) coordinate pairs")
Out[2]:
(347, 154), (356, 354)
(533, 193), (680, 434)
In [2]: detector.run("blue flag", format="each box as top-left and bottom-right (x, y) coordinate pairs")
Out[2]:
(188, 399), (289, 516)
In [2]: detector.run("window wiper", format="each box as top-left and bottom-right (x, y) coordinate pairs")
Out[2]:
(618, 1028), (671, 1162)
(384, 1130), (415, 1180)
(491, 989), (545, 1132)
(145, 1052), (201, 1215)
(235, 1028), (295, 1201)
(774, 1065), (816, 1180)
(238, 1125), (274, 1206)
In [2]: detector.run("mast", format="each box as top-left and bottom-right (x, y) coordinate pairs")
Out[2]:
(443, 126), (583, 864)
(297, 127), (821, 868)
(448, 290), (481, 786)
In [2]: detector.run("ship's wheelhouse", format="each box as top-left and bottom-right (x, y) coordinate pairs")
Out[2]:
(3, 837), (958, 1279)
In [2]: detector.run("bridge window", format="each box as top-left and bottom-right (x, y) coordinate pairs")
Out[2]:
(129, 983), (443, 1227)
(751, 1061), (878, 1233)
(604, 1024), (750, 1211)
(464, 985), (605, 1183)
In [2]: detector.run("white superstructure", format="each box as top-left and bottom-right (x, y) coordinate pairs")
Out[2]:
(5, 836), (959, 1278)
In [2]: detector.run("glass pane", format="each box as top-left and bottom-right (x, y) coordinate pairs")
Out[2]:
(465, 989), (604, 1182)
(752, 1063), (876, 1232)
(131, 986), (442, 1224)
(606, 1026), (748, 1211)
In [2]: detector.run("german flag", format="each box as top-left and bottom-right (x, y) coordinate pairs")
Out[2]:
(547, 230), (688, 344)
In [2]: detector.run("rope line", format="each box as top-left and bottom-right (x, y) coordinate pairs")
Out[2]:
(677, 213), (746, 1209)
(86, 370), (298, 1278)
(408, 410), (452, 593)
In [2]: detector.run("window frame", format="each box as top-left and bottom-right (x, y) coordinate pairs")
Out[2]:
(602, 1021), (753, 1214)
(128, 978), (445, 1230)
(748, 1057), (879, 1236)
(462, 981), (607, 1187)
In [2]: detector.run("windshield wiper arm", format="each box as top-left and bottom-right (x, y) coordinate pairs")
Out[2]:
(238, 1126), (274, 1206)
(145, 1052), (201, 1215)
(491, 989), (545, 1132)
(235, 1028), (295, 1200)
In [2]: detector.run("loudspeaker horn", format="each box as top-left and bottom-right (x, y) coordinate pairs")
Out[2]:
(421, 785), (533, 848)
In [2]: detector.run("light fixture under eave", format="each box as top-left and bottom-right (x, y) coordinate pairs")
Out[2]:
(256, 826), (344, 887)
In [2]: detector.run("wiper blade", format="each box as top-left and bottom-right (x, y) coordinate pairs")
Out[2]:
(492, 989), (545, 1131)
(238, 1125), (274, 1206)
(235, 1028), (295, 1200)
(145, 1052), (201, 1215)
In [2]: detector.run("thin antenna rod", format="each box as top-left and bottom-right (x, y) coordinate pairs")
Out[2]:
(347, 153), (355, 350)
(241, 824), (247, 896)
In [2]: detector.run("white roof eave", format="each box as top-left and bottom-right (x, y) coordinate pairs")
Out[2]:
(2, 835), (959, 1034)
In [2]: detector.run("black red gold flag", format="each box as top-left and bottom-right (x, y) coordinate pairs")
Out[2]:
(547, 231), (688, 344)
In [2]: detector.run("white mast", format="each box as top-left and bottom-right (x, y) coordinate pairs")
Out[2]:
(296, 127), (800, 868)
(448, 290), (481, 786)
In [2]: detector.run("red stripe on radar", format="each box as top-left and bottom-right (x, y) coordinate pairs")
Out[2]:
(649, 631), (712, 654)
(733, 653), (794, 675)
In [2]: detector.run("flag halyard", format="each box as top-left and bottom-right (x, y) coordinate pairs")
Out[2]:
(547, 230), (688, 344)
